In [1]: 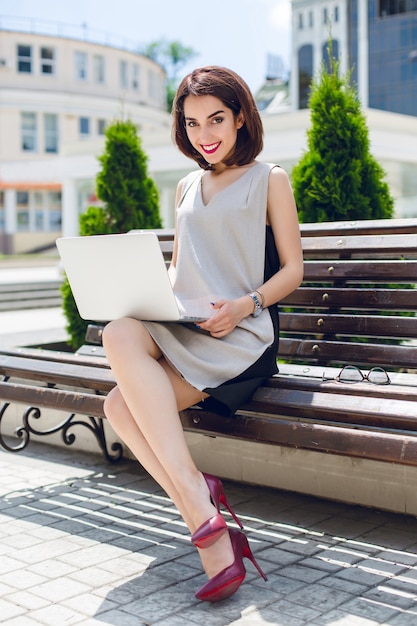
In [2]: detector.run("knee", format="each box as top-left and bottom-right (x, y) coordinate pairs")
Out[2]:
(102, 318), (134, 351)
(102, 318), (157, 362)
(103, 386), (125, 425)
(102, 318), (148, 358)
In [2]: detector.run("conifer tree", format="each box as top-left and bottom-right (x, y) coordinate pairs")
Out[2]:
(62, 119), (162, 348)
(291, 47), (394, 223)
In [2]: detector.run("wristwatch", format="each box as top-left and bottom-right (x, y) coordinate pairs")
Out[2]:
(248, 292), (263, 317)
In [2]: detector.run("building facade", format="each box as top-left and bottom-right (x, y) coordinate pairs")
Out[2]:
(1, 11), (417, 255)
(0, 23), (168, 253)
(291, 0), (417, 116)
(289, 0), (417, 215)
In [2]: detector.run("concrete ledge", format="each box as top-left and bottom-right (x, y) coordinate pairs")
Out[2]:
(2, 405), (417, 515)
(185, 433), (417, 516)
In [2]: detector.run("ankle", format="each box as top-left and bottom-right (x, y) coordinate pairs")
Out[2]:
(198, 531), (234, 579)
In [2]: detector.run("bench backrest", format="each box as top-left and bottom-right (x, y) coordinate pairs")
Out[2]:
(156, 219), (417, 372)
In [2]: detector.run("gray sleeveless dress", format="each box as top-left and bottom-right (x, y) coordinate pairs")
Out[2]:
(143, 161), (280, 416)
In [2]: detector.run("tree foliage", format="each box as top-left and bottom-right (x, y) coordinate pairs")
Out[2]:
(291, 49), (394, 223)
(142, 39), (198, 110)
(62, 119), (162, 348)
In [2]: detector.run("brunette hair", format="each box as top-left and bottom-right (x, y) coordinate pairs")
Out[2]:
(172, 66), (264, 169)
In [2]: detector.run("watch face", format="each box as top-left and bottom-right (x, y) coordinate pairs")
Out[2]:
(253, 306), (262, 317)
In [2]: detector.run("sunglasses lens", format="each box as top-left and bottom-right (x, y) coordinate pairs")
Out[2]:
(338, 365), (363, 383)
(368, 367), (390, 385)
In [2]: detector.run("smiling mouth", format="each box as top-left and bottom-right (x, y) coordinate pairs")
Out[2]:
(201, 142), (220, 154)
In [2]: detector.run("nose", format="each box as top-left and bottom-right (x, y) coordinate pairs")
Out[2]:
(197, 124), (215, 144)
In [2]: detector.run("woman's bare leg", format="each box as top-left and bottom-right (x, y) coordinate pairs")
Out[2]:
(102, 317), (234, 578)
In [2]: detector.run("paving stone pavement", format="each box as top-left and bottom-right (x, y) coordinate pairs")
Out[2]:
(1, 443), (417, 625)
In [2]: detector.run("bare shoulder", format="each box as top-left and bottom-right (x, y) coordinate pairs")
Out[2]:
(267, 166), (296, 207)
(268, 165), (291, 187)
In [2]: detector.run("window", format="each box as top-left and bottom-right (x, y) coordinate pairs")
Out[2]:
(75, 51), (88, 80)
(323, 7), (329, 23)
(21, 112), (37, 151)
(40, 47), (55, 75)
(298, 45), (313, 109)
(334, 6), (339, 21)
(44, 113), (58, 153)
(298, 12), (304, 29)
(97, 119), (106, 135)
(79, 116), (90, 136)
(380, 0), (417, 15)
(309, 11), (314, 27)
(93, 54), (105, 83)
(17, 44), (32, 73)
(17, 191), (29, 231)
(120, 60), (128, 88)
(132, 63), (140, 90)
(14, 190), (62, 233)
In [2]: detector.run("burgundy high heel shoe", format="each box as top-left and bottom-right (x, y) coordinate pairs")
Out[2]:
(191, 513), (227, 549)
(203, 473), (244, 529)
(191, 473), (243, 549)
(195, 528), (267, 602)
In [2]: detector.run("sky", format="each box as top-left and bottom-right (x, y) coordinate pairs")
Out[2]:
(0, 0), (292, 92)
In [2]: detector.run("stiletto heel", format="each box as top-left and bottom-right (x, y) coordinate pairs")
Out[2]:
(203, 473), (244, 529)
(195, 528), (267, 602)
(191, 513), (227, 548)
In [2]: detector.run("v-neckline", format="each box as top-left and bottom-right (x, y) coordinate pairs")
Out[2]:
(199, 161), (259, 207)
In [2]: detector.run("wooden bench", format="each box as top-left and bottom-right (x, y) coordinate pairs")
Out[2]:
(0, 218), (416, 471)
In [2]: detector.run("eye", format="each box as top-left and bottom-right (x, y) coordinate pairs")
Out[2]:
(212, 117), (223, 124)
(185, 120), (198, 128)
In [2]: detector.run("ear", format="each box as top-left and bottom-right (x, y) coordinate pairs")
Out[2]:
(236, 113), (245, 129)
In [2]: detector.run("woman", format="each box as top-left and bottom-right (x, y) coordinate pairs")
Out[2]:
(102, 66), (303, 602)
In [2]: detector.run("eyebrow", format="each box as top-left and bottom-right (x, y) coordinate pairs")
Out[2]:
(184, 109), (225, 121)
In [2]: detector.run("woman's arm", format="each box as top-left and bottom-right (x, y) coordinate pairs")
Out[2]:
(261, 166), (304, 307)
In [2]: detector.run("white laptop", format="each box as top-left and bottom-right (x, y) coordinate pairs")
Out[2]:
(56, 231), (208, 323)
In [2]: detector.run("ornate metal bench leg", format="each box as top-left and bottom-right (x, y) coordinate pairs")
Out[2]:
(0, 401), (123, 463)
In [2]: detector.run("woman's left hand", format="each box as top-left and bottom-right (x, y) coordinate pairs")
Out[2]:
(197, 297), (254, 338)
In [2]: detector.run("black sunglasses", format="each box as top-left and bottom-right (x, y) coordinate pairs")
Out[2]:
(322, 365), (391, 385)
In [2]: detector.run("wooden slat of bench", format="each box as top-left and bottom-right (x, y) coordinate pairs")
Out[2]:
(278, 338), (417, 369)
(301, 233), (417, 256)
(271, 374), (417, 402)
(245, 385), (417, 425)
(180, 407), (417, 466)
(0, 354), (115, 392)
(0, 381), (105, 418)
(0, 347), (110, 368)
(280, 312), (417, 339)
(298, 218), (417, 236)
(303, 260), (417, 282)
(282, 287), (417, 310)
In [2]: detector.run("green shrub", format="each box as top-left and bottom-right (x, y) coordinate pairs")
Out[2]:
(62, 119), (162, 349)
(291, 48), (394, 222)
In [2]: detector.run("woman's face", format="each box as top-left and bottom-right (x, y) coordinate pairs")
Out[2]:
(183, 95), (244, 167)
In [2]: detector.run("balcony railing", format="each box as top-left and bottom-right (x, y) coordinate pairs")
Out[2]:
(0, 14), (145, 55)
